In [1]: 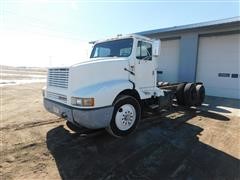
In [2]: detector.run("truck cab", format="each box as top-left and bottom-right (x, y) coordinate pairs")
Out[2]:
(43, 34), (204, 137)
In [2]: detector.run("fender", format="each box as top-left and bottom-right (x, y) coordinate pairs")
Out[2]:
(71, 79), (133, 108)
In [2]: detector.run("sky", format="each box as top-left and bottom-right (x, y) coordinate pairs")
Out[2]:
(0, 0), (239, 67)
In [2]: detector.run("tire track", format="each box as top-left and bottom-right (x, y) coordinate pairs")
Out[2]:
(0, 118), (64, 131)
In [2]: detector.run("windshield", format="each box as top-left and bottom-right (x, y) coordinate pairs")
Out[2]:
(90, 38), (133, 58)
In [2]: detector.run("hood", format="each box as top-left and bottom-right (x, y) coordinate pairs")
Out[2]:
(71, 57), (127, 67)
(69, 58), (129, 92)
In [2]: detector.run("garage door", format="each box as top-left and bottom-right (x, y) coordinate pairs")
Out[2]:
(157, 39), (180, 83)
(196, 34), (240, 99)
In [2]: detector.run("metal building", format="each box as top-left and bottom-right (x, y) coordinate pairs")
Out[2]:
(138, 17), (240, 99)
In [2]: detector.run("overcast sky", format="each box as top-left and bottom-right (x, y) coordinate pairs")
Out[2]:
(0, 0), (239, 67)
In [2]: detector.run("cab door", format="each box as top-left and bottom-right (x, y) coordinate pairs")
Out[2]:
(134, 40), (155, 89)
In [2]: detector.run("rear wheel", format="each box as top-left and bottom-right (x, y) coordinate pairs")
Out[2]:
(184, 83), (197, 106)
(176, 83), (186, 105)
(195, 84), (205, 106)
(107, 95), (141, 138)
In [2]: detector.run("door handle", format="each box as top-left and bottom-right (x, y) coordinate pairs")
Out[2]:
(124, 68), (135, 75)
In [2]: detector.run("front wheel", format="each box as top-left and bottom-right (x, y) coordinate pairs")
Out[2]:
(107, 95), (141, 138)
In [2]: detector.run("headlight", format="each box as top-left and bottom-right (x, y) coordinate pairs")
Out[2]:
(71, 97), (94, 107)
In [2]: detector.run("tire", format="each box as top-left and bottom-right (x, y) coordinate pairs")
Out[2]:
(184, 83), (197, 106)
(107, 95), (141, 138)
(195, 84), (205, 106)
(176, 83), (186, 105)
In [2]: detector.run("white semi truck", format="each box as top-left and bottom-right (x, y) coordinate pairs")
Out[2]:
(43, 34), (205, 137)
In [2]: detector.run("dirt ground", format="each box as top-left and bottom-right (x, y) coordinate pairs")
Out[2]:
(1, 83), (240, 180)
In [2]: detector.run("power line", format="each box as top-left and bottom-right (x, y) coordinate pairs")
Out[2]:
(2, 10), (87, 41)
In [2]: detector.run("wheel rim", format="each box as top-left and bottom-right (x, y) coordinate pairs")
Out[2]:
(115, 104), (136, 131)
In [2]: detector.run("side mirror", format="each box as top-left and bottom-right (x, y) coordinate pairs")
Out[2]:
(153, 40), (161, 57)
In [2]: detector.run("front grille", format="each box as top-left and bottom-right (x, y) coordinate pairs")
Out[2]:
(48, 68), (69, 88)
(47, 91), (67, 103)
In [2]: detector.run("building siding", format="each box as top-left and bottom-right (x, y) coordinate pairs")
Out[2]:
(178, 33), (199, 82)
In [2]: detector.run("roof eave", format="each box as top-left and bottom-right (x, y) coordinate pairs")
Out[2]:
(137, 17), (240, 36)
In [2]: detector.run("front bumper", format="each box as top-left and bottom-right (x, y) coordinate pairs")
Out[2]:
(44, 98), (114, 129)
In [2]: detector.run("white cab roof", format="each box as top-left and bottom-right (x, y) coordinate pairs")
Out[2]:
(91, 34), (153, 44)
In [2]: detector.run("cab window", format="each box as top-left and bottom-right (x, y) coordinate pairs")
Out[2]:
(91, 38), (133, 58)
(93, 47), (110, 57)
(136, 41), (152, 60)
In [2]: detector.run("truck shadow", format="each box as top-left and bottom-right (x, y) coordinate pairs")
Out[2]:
(46, 109), (238, 180)
(201, 96), (240, 114)
(175, 106), (231, 121)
